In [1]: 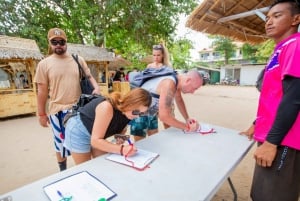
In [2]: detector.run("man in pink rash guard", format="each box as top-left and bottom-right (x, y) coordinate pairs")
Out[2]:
(250, 1), (300, 201)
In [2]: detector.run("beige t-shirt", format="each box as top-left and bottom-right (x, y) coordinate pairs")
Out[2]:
(35, 53), (91, 114)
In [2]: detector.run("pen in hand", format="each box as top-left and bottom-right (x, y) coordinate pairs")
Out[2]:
(124, 138), (137, 157)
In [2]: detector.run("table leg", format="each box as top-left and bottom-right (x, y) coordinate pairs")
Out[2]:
(227, 177), (237, 201)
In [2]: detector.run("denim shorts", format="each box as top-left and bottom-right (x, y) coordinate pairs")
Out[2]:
(130, 115), (158, 137)
(63, 114), (91, 153)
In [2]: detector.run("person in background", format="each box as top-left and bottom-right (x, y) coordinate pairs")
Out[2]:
(113, 67), (125, 81)
(250, 1), (300, 200)
(125, 70), (131, 81)
(101, 71), (106, 83)
(128, 68), (139, 83)
(146, 43), (176, 130)
(109, 72), (114, 89)
(64, 88), (152, 165)
(147, 43), (171, 68)
(19, 74), (29, 89)
(129, 43), (167, 139)
(15, 74), (27, 91)
(34, 28), (100, 171)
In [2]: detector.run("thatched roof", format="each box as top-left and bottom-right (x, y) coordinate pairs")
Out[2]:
(186, 0), (273, 44)
(140, 55), (152, 64)
(67, 43), (114, 63)
(0, 35), (44, 60)
(108, 56), (132, 69)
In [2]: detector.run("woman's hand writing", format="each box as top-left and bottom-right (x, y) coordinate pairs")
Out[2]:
(123, 144), (137, 157)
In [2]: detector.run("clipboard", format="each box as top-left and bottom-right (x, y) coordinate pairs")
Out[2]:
(106, 148), (159, 171)
(43, 171), (116, 201)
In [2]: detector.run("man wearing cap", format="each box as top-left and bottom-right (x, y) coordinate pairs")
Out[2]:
(34, 28), (100, 171)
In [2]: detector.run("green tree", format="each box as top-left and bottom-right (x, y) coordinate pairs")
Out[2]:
(118, 42), (148, 70)
(256, 39), (275, 63)
(241, 43), (259, 63)
(169, 38), (193, 70)
(0, 0), (197, 55)
(210, 36), (236, 64)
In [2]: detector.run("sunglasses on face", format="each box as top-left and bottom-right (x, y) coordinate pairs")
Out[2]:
(50, 40), (66, 46)
(153, 44), (163, 50)
(132, 109), (148, 116)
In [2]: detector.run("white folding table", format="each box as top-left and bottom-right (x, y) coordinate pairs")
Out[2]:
(0, 125), (254, 201)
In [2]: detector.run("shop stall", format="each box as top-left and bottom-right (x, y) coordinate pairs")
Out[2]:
(109, 56), (132, 95)
(0, 35), (43, 118)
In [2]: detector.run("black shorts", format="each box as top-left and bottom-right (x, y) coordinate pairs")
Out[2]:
(251, 144), (300, 201)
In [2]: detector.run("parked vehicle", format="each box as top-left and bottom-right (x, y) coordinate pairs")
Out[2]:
(198, 70), (210, 85)
(221, 77), (238, 85)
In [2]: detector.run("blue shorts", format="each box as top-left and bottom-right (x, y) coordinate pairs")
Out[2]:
(130, 115), (158, 137)
(63, 114), (91, 153)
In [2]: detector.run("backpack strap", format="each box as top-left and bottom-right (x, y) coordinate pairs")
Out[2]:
(150, 92), (160, 99)
(72, 54), (83, 79)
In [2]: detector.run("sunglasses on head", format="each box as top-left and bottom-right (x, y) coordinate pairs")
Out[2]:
(153, 44), (163, 50)
(132, 109), (148, 116)
(50, 40), (66, 46)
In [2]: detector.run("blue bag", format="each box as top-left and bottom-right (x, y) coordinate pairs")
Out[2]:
(130, 67), (177, 88)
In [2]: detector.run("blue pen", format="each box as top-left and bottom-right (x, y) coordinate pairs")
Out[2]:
(57, 190), (64, 199)
(57, 190), (73, 201)
(127, 139), (132, 145)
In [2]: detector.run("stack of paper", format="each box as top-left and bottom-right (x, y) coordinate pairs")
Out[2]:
(184, 123), (216, 134)
(43, 171), (116, 201)
(106, 149), (159, 171)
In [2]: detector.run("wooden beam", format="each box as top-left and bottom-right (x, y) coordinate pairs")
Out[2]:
(197, 0), (221, 24)
(254, 10), (266, 21)
(226, 21), (263, 35)
(223, 0), (246, 15)
(217, 7), (269, 23)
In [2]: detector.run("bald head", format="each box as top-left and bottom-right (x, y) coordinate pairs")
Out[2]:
(180, 69), (203, 94)
(187, 70), (204, 84)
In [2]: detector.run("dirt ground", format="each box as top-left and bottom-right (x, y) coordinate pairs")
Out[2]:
(0, 85), (260, 200)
